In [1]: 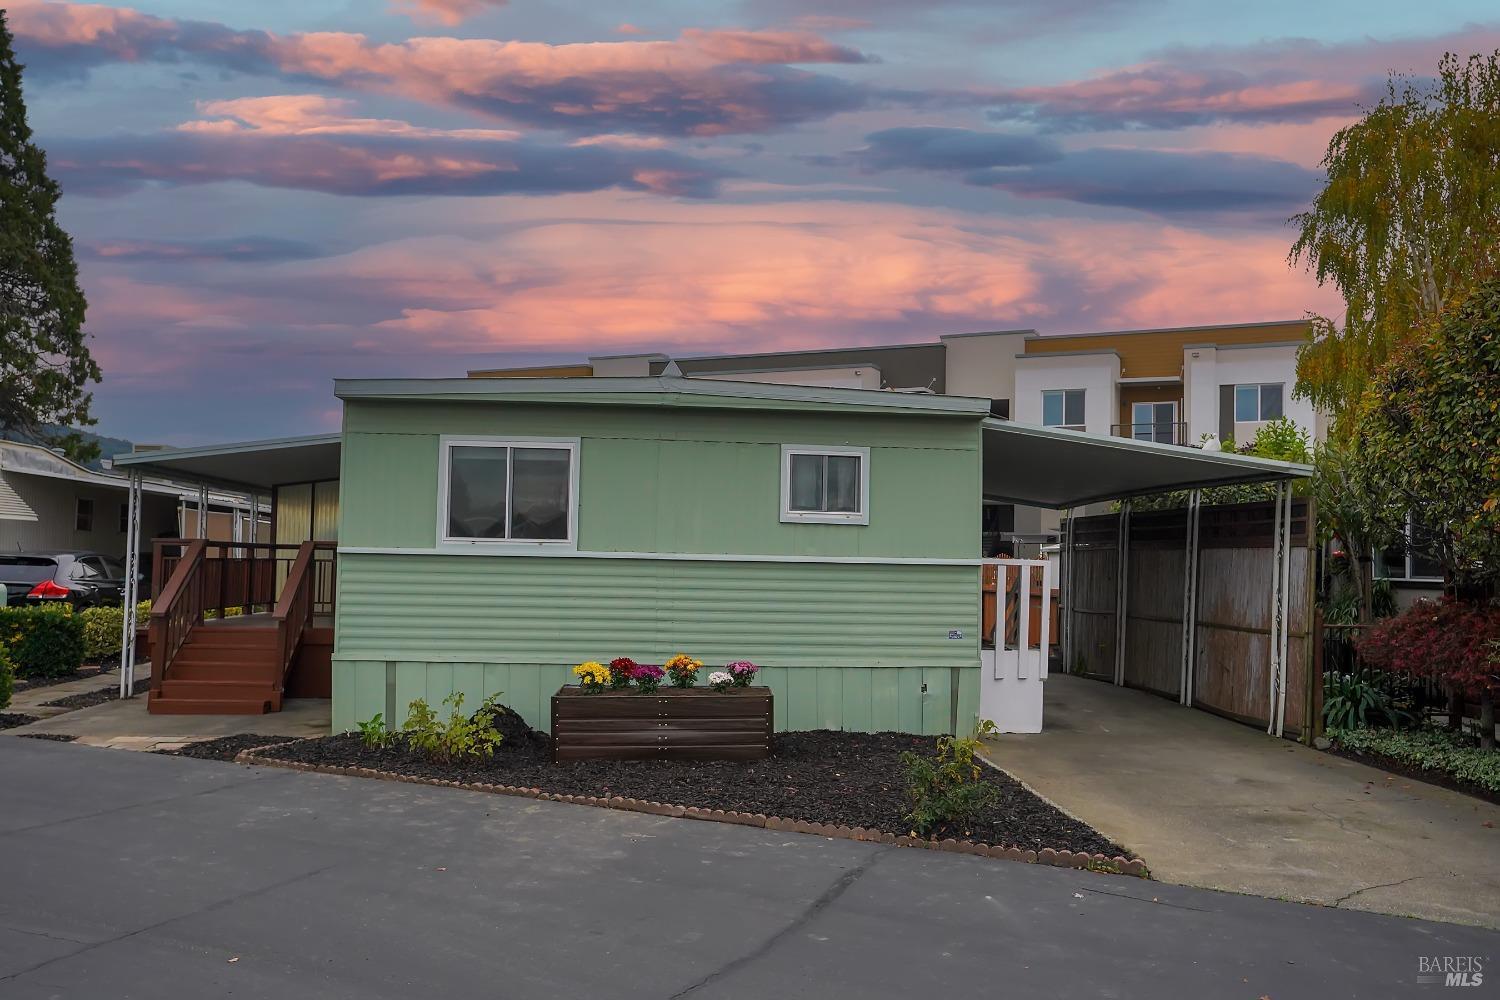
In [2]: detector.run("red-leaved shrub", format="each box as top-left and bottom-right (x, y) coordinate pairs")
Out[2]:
(1356, 597), (1500, 700)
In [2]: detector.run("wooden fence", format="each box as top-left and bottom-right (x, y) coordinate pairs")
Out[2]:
(1063, 496), (1316, 739)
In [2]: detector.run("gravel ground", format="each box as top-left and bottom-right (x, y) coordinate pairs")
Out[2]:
(41, 676), (151, 710)
(158, 734), (300, 761)
(12, 667), (107, 693)
(1, 713), (41, 730)
(256, 719), (1122, 854)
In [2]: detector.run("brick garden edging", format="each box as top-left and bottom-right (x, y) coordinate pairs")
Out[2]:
(234, 749), (1150, 878)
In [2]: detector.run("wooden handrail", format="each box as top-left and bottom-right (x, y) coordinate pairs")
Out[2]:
(271, 541), (318, 700)
(149, 538), (207, 696)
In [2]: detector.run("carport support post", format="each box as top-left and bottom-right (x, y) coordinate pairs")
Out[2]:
(196, 483), (208, 538)
(1179, 489), (1201, 707)
(1114, 499), (1131, 686)
(119, 470), (142, 699)
(1267, 481), (1293, 737)
(1061, 508), (1074, 675)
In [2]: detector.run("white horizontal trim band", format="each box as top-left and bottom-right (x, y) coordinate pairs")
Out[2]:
(337, 545), (983, 566)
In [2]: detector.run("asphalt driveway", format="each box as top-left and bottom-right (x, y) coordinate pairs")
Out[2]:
(985, 674), (1500, 929)
(1, 739), (1495, 998)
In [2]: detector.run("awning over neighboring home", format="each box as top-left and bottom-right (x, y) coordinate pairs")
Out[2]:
(981, 418), (1310, 509)
(112, 434), (342, 492)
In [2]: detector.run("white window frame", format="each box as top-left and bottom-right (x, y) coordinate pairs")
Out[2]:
(1234, 382), (1283, 422)
(1041, 389), (1086, 431)
(1131, 400), (1178, 442)
(437, 435), (581, 551)
(780, 445), (870, 525)
(1379, 511), (1444, 583)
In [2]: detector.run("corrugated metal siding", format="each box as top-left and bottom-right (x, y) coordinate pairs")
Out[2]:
(0, 472), (38, 522)
(335, 553), (978, 669)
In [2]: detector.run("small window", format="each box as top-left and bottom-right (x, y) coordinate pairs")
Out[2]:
(1041, 389), (1085, 430)
(1234, 383), (1284, 422)
(439, 438), (578, 546)
(781, 446), (869, 524)
(75, 497), (94, 532)
(1380, 512), (1444, 582)
(70, 558), (101, 581)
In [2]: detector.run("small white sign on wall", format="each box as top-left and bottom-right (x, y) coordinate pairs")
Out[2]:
(947, 629), (964, 640)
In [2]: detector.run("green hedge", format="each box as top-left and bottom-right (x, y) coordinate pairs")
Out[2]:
(0, 644), (13, 710)
(79, 601), (153, 661)
(1331, 726), (1500, 794)
(0, 605), (86, 679)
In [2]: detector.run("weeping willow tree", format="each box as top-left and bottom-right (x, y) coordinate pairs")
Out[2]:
(1290, 51), (1500, 435)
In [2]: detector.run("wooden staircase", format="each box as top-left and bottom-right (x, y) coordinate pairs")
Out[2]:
(147, 538), (326, 716)
(149, 622), (282, 714)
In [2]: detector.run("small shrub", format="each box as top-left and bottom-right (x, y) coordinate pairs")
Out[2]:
(1322, 669), (1415, 730)
(401, 693), (504, 763)
(726, 660), (758, 687)
(1331, 726), (1500, 793)
(707, 670), (733, 692)
(78, 601), (152, 662)
(0, 645), (13, 710)
(900, 720), (1000, 838)
(356, 713), (393, 749)
(0, 605), (86, 678)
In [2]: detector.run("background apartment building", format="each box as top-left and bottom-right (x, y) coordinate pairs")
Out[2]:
(470, 319), (1319, 548)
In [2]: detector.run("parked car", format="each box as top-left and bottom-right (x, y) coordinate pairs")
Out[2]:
(0, 551), (137, 609)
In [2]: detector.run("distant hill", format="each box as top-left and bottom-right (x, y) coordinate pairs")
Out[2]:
(12, 426), (136, 471)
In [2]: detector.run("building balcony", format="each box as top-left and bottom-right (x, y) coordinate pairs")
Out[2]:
(1112, 421), (1192, 446)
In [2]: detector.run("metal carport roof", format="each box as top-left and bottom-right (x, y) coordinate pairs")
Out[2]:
(981, 418), (1310, 509)
(112, 434), (341, 492)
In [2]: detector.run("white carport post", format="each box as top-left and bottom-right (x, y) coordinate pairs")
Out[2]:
(1060, 508), (1074, 676)
(118, 470), (142, 699)
(1113, 499), (1131, 686)
(196, 483), (208, 538)
(1266, 481), (1294, 737)
(1178, 489), (1201, 706)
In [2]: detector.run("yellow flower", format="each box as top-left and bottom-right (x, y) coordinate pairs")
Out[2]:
(665, 653), (702, 672)
(573, 661), (610, 687)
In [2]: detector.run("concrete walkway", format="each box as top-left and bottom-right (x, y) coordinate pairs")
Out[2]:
(1, 739), (1495, 999)
(2, 692), (330, 751)
(983, 674), (1500, 929)
(7, 666), (148, 721)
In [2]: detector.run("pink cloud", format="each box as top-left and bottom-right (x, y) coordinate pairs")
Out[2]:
(988, 24), (1500, 131)
(9, 4), (876, 135)
(178, 94), (520, 139)
(389, 0), (507, 27)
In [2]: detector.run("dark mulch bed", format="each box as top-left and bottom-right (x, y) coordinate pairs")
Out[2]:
(0, 713), (40, 730)
(13, 666), (107, 693)
(18, 733), (76, 742)
(256, 715), (1122, 854)
(41, 676), (151, 710)
(1325, 745), (1500, 808)
(159, 734), (296, 761)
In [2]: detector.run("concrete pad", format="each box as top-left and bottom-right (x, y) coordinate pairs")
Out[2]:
(982, 674), (1500, 929)
(0, 694), (330, 749)
(0, 739), (1494, 999)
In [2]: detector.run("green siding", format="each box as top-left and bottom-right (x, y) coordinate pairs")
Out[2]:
(337, 554), (976, 667)
(339, 399), (980, 558)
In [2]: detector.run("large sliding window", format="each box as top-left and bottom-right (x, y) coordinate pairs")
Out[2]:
(440, 437), (579, 546)
(780, 445), (869, 524)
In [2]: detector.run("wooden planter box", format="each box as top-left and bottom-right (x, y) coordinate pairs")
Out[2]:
(551, 686), (772, 762)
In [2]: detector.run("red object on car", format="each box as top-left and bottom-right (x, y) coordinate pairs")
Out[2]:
(27, 579), (70, 600)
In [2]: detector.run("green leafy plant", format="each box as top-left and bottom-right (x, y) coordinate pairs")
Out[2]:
(1330, 725), (1500, 793)
(1322, 669), (1415, 730)
(356, 713), (393, 749)
(78, 601), (152, 661)
(401, 692), (504, 763)
(900, 720), (1000, 838)
(0, 605), (85, 678)
(0, 643), (13, 710)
